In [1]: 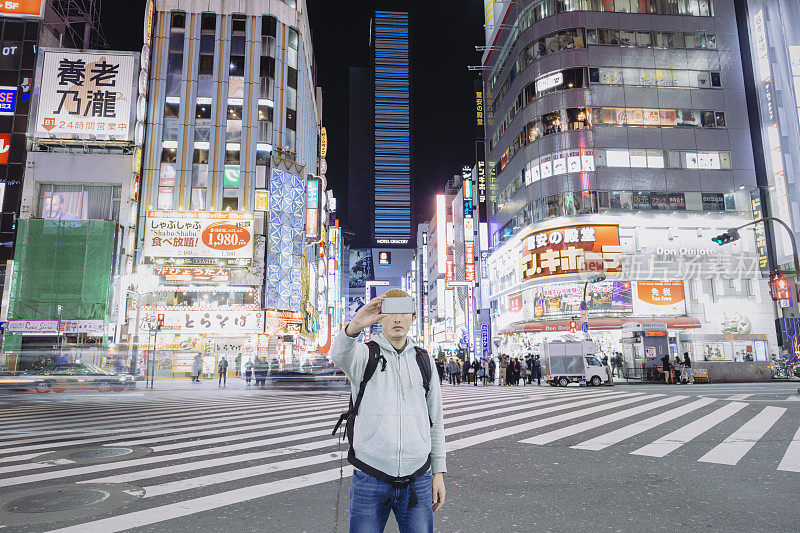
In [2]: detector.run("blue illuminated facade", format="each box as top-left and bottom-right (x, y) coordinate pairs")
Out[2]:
(373, 11), (411, 245)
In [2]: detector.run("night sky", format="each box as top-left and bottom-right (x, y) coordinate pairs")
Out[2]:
(103, 0), (486, 226)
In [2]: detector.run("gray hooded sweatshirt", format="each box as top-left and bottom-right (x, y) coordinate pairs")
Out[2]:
(330, 329), (447, 477)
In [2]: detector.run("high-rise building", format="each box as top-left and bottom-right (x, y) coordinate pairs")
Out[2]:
(737, 0), (800, 356)
(481, 0), (779, 369)
(129, 1), (327, 380)
(372, 10), (411, 246)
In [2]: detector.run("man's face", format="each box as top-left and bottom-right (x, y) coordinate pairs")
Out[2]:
(379, 312), (414, 342)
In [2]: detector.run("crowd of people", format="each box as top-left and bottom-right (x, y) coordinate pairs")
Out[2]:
(436, 354), (544, 386)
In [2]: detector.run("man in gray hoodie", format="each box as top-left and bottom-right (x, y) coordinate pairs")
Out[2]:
(330, 289), (446, 532)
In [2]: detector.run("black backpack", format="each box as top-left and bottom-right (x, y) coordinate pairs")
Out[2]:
(332, 340), (433, 509)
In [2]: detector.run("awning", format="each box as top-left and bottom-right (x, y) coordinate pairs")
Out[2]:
(499, 316), (702, 335)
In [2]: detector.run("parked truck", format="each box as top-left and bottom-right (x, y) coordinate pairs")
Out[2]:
(542, 340), (608, 387)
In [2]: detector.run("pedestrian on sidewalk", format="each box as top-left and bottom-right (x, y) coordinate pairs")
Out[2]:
(519, 359), (528, 385)
(525, 355), (534, 384)
(683, 352), (694, 384)
(191, 354), (202, 383)
(488, 357), (496, 385)
(480, 357), (489, 386)
(661, 353), (672, 384)
(436, 358), (445, 384)
(446, 358), (459, 385)
(471, 359), (479, 386)
(534, 355), (542, 386)
(330, 290), (446, 532)
(603, 357), (614, 386)
(499, 355), (508, 386)
(244, 358), (253, 385)
(218, 356), (228, 387)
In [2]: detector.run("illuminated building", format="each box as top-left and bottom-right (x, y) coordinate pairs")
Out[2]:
(482, 0), (779, 370)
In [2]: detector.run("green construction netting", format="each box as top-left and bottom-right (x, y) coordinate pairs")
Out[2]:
(8, 219), (116, 321)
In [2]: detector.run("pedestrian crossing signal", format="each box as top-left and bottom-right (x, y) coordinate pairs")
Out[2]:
(769, 274), (793, 302)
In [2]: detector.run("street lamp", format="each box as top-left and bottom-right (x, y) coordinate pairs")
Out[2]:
(581, 272), (606, 339)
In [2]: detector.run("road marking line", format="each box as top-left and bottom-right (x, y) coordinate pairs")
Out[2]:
(631, 402), (747, 458)
(0, 398), (343, 459)
(78, 393), (625, 486)
(96, 393), (637, 491)
(520, 396), (687, 445)
(777, 425), (800, 472)
(83, 438), (342, 485)
(698, 406), (786, 465)
(47, 466), (354, 533)
(572, 398), (717, 451)
(724, 394), (753, 401)
(444, 394), (660, 452)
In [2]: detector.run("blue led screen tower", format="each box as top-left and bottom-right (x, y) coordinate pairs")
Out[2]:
(373, 11), (411, 245)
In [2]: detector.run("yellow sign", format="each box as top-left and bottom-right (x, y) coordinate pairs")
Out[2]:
(320, 127), (328, 158)
(255, 190), (269, 211)
(144, 0), (154, 47)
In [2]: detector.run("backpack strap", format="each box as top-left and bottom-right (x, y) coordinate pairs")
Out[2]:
(414, 346), (434, 428)
(332, 341), (386, 435)
(414, 346), (432, 398)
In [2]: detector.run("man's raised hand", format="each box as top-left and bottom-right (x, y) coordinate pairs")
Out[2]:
(345, 296), (386, 337)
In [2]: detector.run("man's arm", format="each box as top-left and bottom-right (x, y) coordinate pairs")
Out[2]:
(426, 353), (446, 475)
(427, 352), (446, 512)
(330, 296), (387, 380)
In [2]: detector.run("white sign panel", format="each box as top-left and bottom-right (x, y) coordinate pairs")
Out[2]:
(139, 310), (264, 335)
(7, 319), (59, 335)
(143, 211), (254, 266)
(536, 71), (563, 93)
(34, 50), (136, 141)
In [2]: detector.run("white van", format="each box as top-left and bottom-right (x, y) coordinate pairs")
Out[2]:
(542, 340), (608, 387)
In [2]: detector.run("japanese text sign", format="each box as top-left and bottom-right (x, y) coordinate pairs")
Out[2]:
(34, 50), (135, 141)
(155, 267), (230, 284)
(143, 211), (254, 266)
(139, 310), (263, 335)
(521, 224), (622, 281)
(0, 86), (17, 115)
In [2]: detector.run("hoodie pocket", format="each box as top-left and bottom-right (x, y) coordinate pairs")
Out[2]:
(401, 413), (431, 460)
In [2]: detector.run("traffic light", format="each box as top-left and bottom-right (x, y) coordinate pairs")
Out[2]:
(769, 273), (793, 302)
(711, 228), (741, 246)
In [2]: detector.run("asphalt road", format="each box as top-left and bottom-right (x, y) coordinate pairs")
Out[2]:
(0, 380), (798, 532)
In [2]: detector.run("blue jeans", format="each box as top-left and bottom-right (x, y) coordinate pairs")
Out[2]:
(349, 469), (433, 533)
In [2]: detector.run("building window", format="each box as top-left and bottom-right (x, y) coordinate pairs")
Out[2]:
(226, 105), (243, 141)
(201, 13), (215, 32)
(257, 104), (273, 142)
(166, 12), (185, 97)
(287, 27), (299, 69)
(37, 184), (120, 221)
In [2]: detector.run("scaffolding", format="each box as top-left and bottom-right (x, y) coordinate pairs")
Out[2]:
(8, 220), (116, 321)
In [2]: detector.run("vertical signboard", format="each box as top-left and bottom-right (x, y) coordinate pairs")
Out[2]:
(750, 189), (769, 276)
(306, 177), (321, 240)
(436, 194), (447, 274)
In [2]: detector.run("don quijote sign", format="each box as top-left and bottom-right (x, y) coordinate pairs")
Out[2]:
(521, 224), (622, 282)
(143, 211), (254, 266)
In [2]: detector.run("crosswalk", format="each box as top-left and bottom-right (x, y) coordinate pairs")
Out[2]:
(0, 385), (797, 531)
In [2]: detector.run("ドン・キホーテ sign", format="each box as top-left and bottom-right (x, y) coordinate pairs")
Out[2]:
(521, 223), (622, 281)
